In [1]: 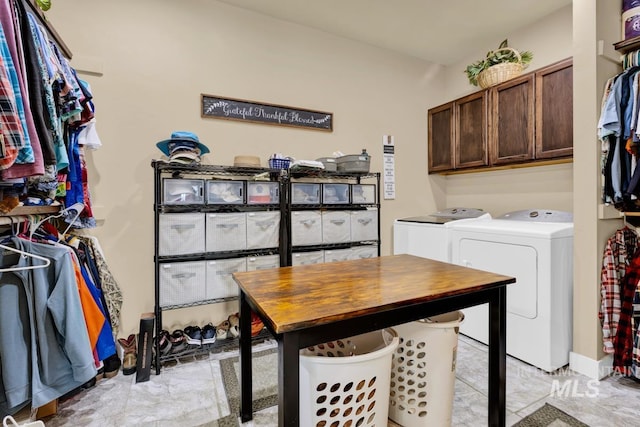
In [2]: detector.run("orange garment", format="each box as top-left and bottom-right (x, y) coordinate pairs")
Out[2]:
(71, 254), (104, 350)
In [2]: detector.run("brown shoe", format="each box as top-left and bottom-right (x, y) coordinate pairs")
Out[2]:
(118, 334), (137, 375)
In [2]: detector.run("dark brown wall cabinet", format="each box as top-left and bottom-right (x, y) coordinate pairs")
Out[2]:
(428, 58), (572, 174)
(428, 102), (455, 172)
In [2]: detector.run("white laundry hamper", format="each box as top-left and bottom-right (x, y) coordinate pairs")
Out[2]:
(300, 328), (399, 427)
(389, 311), (464, 427)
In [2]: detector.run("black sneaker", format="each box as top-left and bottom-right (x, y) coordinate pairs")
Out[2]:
(169, 329), (188, 354)
(184, 325), (202, 346)
(201, 323), (216, 345)
(154, 329), (172, 356)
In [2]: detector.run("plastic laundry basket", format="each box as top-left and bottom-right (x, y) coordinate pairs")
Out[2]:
(300, 328), (399, 427)
(389, 311), (464, 427)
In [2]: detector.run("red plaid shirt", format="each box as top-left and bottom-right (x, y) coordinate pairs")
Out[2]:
(0, 47), (21, 169)
(601, 227), (639, 353)
(613, 251), (640, 371)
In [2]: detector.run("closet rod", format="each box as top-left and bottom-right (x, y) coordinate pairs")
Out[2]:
(23, 0), (72, 59)
(0, 204), (61, 226)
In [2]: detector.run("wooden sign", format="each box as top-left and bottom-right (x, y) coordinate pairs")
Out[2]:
(201, 94), (332, 131)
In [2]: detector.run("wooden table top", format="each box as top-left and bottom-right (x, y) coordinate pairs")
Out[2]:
(233, 254), (515, 334)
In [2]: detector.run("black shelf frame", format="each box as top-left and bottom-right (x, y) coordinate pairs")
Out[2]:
(282, 169), (381, 266)
(152, 161), (381, 373)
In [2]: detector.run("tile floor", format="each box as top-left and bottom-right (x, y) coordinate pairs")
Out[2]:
(28, 335), (640, 426)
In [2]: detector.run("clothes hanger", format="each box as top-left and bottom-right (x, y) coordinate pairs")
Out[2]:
(28, 202), (84, 241)
(0, 215), (51, 272)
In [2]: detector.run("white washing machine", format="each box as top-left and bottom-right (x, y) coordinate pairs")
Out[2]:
(393, 208), (490, 262)
(448, 209), (573, 372)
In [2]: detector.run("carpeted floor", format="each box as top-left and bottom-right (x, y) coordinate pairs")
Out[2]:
(513, 403), (589, 427)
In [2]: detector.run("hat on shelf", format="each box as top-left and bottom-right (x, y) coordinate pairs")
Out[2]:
(233, 155), (261, 168)
(156, 131), (210, 156)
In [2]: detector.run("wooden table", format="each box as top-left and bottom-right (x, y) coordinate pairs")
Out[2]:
(233, 254), (515, 427)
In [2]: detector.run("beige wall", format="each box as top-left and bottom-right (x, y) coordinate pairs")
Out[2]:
(440, 5), (573, 217)
(46, 1), (616, 373)
(48, 0), (443, 335)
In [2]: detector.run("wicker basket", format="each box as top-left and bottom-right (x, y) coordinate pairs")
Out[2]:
(477, 47), (525, 89)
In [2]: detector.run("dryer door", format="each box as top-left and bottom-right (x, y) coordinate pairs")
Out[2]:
(459, 238), (538, 319)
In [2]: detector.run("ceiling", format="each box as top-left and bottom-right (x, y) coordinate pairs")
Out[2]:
(217, 0), (572, 65)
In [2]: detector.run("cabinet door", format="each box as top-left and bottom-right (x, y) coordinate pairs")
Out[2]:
(535, 59), (573, 159)
(489, 74), (535, 165)
(455, 91), (488, 169)
(428, 102), (454, 173)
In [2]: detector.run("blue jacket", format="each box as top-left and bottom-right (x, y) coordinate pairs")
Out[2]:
(0, 238), (96, 415)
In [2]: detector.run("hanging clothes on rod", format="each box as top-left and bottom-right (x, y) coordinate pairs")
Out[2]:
(0, 236), (98, 417)
(0, 0), (99, 230)
(600, 225), (639, 356)
(598, 63), (640, 211)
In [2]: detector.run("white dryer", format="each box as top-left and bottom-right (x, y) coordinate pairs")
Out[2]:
(393, 208), (490, 262)
(448, 209), (573, 372)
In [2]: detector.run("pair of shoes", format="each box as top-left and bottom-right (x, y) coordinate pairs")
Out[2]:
(154, 330), (173, 356)
(251, 311), (265, 337)
(216, 320), (231, 340)
(201, 323), (216, 345)
(169, 330), (188, 354)
(228, 313), (240, 338)
(117, 334), (137, 375)
(184, 326), (202, 346)
(103, 353), (121, 379)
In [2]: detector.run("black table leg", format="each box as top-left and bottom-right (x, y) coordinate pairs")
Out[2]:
(488, 287), (507, 427)
(279, 332), (300, 426)
(239, 292), (253, 422)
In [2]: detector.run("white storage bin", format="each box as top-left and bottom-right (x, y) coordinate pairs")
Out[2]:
(205, 212), (247, 252)
(351, 184), (376, 204)
(300, 329), (399, 427)
(291, 250), (324, 266)
(159, 261), (206, 307)
(322, 183), (350, 204)
(291, 211), (323, 246)
(351, 245), (378, 260)
(246, 211), (280, 249)
(205, 257), (247, 300)
(162, 178), (204, 205)
(247, 181), (279, 204)
(159, 213), (205, 256)
(324, 248), (353, 263)
(322, 211), (351, 243)
(350, 209), (378, 242)
(292, 183), (320, 204)
(389, 312), (464, 427)
(206, 180), (244, 204)
(246, 254), (280, 271)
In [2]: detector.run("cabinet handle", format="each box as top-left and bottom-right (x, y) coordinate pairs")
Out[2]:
(330, 219), (346, 225)
(171, 224), (196, 231)
(300, 219), (316, 226)
(172, 272), (196, 279)
(255, 220), (275, 229)
(216, 270), (235, 276)
(358, 218), (372, 225)
(216, 224), (239, 229)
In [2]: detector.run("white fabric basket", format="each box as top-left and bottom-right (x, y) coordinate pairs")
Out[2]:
(322, 211), (351, 243)
(246, 211), (280, 249)
(205, 212), (247, 252)
(205, 257), (246, 299)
